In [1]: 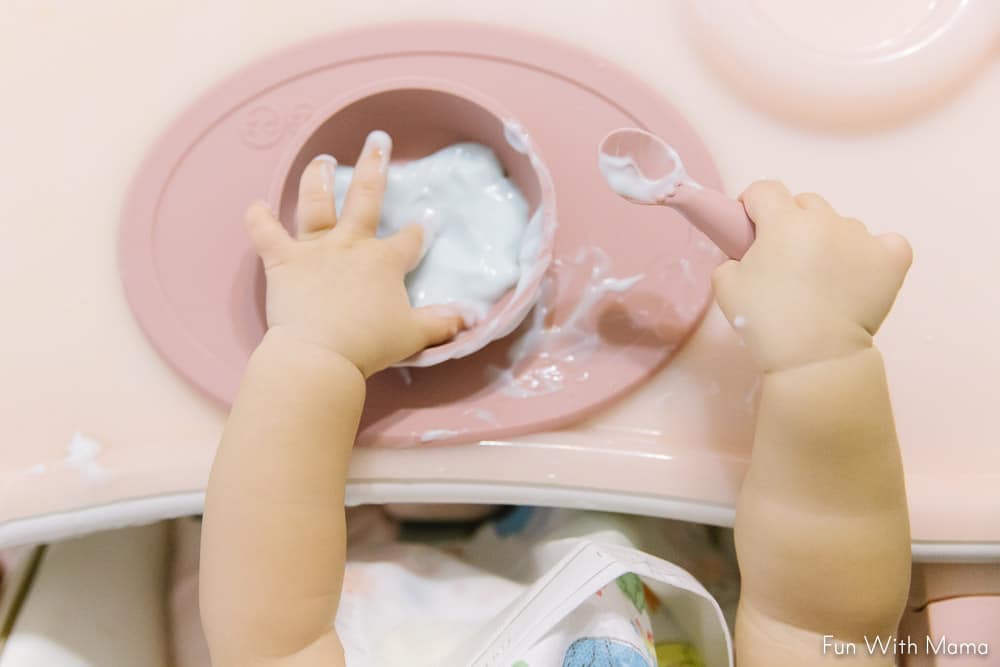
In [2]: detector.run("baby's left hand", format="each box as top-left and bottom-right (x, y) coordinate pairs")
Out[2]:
(246, 131), (467, 377)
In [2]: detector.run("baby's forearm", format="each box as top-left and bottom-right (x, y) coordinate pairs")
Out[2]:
(735, 347), (910, 661)
(200, 329), (364, 665)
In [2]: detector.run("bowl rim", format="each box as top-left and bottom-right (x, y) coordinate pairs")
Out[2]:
(266, 75), (558, 367)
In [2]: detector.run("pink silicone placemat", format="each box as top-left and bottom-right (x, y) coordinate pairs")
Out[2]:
(119, 22), (724, 447)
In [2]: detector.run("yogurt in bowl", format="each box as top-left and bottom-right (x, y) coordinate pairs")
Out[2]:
(269, 80), (556, 366)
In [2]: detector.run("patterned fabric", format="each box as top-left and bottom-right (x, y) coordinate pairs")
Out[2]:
(562, 637), (652, 666)
(334, 508), (722, 666)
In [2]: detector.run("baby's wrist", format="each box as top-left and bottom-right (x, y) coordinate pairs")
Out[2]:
(733, 285), (875, 374)
(259, 326), (367, 381)
(759, 324), (873, 374)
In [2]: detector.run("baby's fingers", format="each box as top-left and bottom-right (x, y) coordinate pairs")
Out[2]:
(794, 192), (834, 213)
(245, 201), (292, 267)
(740, 180), (794, 231)
(384, 223), (427, 271)
(413, 305), (468, 348)
(296, 154), (338, 240)
(341, 130), (392, 238)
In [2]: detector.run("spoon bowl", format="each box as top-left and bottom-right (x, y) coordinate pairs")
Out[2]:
(599, 128), (683, 196)
(598, 127), (755, 259)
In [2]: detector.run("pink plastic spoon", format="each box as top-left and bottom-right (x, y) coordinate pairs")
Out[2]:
(598, 128), (754, 259)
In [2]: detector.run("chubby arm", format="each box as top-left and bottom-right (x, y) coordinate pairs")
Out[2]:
(716, 183), (913, 665)
(200, 333), (363, 667)
(200, 133), (464, 667)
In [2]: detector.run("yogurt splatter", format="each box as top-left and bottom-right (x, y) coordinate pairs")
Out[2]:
(488, 247), (644, 398)
(65, 431), (108, 481)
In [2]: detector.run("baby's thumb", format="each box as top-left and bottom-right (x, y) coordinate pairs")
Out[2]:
(245, 201), (292, 266)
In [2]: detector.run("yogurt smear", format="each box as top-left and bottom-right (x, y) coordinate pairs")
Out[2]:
(334, 143), (531, 318)
(597, 143), (700, 204)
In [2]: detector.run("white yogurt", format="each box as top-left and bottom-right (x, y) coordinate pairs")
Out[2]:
(598, 144), (700, 204)
(334, 143), (531, 319)
(65, 431), (108, 481)
(502, 118), (555, 304)
(486, 247), (645, 398)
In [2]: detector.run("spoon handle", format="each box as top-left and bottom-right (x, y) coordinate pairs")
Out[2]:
(667, 183), (755, 260)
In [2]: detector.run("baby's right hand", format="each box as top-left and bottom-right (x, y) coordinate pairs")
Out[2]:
(713, 181), (912, 372)
(246, 131), (468, 378)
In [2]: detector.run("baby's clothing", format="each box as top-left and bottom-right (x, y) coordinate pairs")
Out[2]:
(336, 507), (736, 666)
(165, 510), (737, 667)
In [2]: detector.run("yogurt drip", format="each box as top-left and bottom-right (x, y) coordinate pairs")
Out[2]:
(488, 247), (644, 398)
(334, 143), (531, 318)
(597, 143), (700, 204)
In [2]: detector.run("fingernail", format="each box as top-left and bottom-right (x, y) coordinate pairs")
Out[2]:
(364, 130), (392, 173)
(315, 154), (336, 192)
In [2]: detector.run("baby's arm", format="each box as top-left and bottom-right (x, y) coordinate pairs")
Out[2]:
(199, 133), (465, 667)
(718, 183), (913, 665)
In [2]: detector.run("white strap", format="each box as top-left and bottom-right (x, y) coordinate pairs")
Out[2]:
(453, 538), (733, 666)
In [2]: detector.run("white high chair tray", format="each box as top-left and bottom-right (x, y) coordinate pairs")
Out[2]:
(1, 1), (998, 560)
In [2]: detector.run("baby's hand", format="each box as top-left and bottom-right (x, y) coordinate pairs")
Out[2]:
(713, 181), (912, 372)
(246, 131), (467, 377)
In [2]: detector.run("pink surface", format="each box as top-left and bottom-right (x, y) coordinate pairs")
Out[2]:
(2, 3), (999, 553)
(900, 596), (1000, 665)
(910, 563), (1000, 606)
(118, 23), (723, 447)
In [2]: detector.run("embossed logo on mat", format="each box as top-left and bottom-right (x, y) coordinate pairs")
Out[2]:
(241, 104), (314, 149)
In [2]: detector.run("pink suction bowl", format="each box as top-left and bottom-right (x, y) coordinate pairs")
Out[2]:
(116, 21), (723, 446)
(266, 79), (557, 366)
